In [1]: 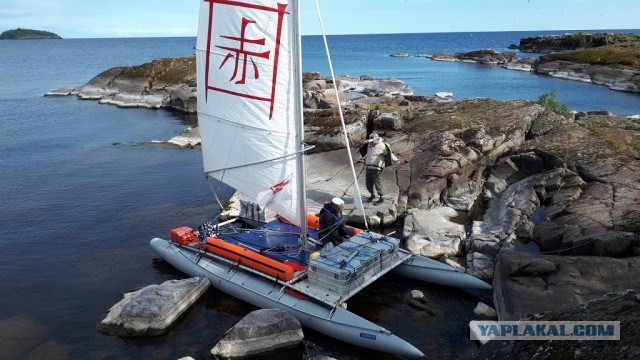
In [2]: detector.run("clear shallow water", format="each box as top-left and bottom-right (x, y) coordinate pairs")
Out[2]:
(0, 31), (638, 359)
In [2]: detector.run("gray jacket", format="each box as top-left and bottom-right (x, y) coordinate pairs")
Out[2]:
(365, 139), (388, 170)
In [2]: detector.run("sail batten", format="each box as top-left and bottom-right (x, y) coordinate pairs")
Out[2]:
(197, 0), (303, 226)
(204, 150), (300, 174)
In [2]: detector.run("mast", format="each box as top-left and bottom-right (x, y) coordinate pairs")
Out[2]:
(292, 0), (308, 243)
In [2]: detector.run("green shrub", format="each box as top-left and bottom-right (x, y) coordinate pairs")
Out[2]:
(537, 90), (571, 117)
(401, 111), (416, 124)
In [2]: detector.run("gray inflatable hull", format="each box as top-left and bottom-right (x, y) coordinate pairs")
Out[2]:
(394, 253), (492, 290)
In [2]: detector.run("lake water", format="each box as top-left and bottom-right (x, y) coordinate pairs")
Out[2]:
(302, 30), (640, 116)
(1, 30), (638, 359)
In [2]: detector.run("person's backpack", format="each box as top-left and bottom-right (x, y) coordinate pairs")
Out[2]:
(358, 143), (368, 157)
(383, 142), (395, 167)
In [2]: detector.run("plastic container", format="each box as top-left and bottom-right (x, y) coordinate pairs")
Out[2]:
(170, 226), (198, 245)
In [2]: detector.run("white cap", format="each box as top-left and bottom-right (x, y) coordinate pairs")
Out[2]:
(331, 197), (344, 208)
(369, 132), (379, 140)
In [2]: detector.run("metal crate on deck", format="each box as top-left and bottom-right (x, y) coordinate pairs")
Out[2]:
(307, 235), (400, 296)
(240, 198), (266, 222)
(348, 235), (399, 269)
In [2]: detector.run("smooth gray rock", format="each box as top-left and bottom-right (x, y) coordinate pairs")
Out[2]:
(303, 79), (327, 91)
(373, 112), (403, 130)
(210, 308), (304, 359)
(410, 289), (425, 300)
(97, 277), (210, 336)
(167, 127), (200, 148)
(428, 53), (458, 62)
(467, 165), (592, 278)
(454, 49), (516, 65)
(69, 64), (199, 112)
(534, 60), (640, 93)
(403, 207), (465, 258)
(466, 251), (495, 279)
(44, 88), (73, 96)
(337, 76), (413, 97)
(529, 111), (573, 139)
(406, 101), (544, 213)
(503, 58), (534, 72)
(493, 248), (640, 321)
(533, 175), (639, 257)
(473, 302), (497, 319)
(466, 173), (540, 277)
(483, 157), (521, 199)
(304, 88), (346, 111)
(304, 115), (367, 153)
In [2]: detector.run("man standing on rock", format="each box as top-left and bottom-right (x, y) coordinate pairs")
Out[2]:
(364, 132), (388, 204)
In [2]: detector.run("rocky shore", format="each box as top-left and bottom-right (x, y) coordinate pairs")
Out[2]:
(421, 32), (640, 94)
(45, 57), (414, 115)
(518, 32), (640, 53)
(48, 43), (640, 358)
(46, 57), (199, 113)
(466, 289), (640, 360)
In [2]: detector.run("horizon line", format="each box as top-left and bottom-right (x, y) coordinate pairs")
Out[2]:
(14, 27), (640, 40)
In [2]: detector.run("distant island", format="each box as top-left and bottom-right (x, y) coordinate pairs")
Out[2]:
(0, 28), (62, 40)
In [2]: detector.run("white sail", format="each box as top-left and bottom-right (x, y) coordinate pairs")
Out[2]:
(196, 0), (302, 225)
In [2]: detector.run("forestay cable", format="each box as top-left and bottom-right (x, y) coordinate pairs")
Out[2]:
(313, 0), (369, 230)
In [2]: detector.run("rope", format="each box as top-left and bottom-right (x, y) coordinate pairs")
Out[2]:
(315, 212), (352, 245)
(206, 175), (226, 212)
(535, 237), (601, 254)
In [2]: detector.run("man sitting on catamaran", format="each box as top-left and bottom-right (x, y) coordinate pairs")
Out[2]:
(318, 197), (355, 246)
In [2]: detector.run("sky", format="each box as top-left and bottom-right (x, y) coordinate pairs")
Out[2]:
(1, 0), (639, 39)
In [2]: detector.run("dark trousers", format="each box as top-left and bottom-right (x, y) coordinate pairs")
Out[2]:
(366, 168), (384, 197)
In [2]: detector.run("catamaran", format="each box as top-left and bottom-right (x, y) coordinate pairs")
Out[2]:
(150, 0), (490, 358)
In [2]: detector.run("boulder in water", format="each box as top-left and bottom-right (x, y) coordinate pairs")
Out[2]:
(210, 308), (304, 359)
(97, 277), (210, 336)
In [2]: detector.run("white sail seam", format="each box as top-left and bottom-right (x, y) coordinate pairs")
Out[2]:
(200, 115), (292, 135)
(204, 145), (314, 174)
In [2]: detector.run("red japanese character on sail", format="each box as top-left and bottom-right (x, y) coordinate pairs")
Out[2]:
(201, 0), (289, 120)
(217, 17), (270, 86)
